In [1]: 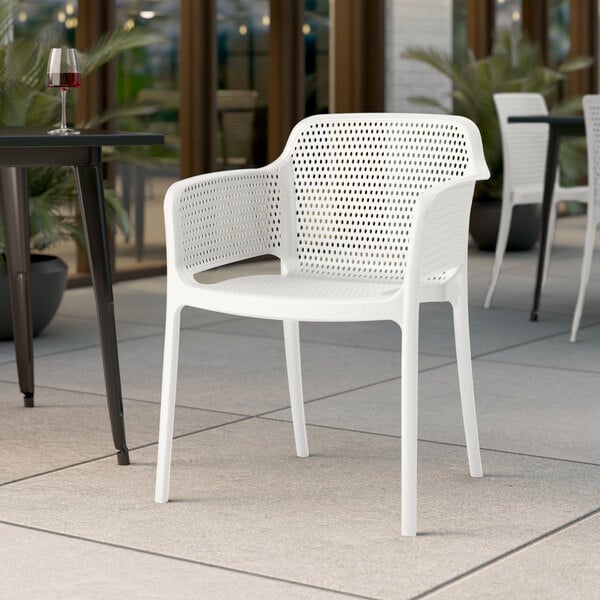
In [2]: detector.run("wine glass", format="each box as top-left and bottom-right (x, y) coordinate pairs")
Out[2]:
(46, 48), (81, 135)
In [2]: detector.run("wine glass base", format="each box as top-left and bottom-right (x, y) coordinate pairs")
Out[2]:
(47, 127), (80, 135)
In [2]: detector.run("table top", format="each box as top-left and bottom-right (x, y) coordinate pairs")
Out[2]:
(0, 128), (164, 148)
(508, 115), (584, 127)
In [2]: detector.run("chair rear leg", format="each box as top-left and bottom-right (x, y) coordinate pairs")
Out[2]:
(155, 303), (183, 503)
(283, 319), (309, 457)
(570, 218), (597, 342)
(484, 200), (513, 308)
(452, 282), (483, 478)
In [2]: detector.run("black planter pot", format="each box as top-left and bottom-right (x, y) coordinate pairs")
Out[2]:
(469, 200), (541, 252)
(0, 254), (68, 340)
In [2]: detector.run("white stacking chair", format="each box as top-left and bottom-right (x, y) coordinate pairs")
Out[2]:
(571, 95), (600, 342)
(155, 113), (489, 537)
(485, 93), (588, 308)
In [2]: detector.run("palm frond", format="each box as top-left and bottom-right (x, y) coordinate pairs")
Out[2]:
(80, 28), (164, 76)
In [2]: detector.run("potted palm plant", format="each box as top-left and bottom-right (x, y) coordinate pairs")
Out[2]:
(404, 31), (592, 250)
(0, 0), (162, 339)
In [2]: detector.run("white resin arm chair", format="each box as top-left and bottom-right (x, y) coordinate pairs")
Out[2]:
(155, 113), (489, 537)
(571, 95), (600, 341)
(485, 93), (588, 308)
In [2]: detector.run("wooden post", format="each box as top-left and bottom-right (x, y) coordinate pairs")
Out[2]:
(568, 0), (598, 96)
(267, 0), (304, 162)
(331, 0), (384, 113)
(466, 0), (495, 58)
(75, 0), (116, 274)
(179, 0), (217, 177)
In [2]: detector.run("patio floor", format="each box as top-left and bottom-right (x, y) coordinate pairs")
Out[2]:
(1, 214), (599, 599)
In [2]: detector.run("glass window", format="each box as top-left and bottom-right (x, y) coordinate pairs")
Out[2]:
(495, 0), (522, 34)
(452, 0), (468, 65)
(112, 0), (181, 272)
(217, 0), (269, 169)
(548, 0), (570, 66)
(13, 0), (77, 45)
(304, 0), (329, 115)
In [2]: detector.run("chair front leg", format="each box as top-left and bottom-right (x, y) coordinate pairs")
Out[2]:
(155, 302), (183, 503)
(399, 311), (419, 537)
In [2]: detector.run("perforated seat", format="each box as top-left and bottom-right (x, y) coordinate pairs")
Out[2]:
(155, 113), (490, 536)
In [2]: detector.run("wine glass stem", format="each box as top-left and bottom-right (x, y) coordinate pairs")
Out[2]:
(60, 88), (67, 130)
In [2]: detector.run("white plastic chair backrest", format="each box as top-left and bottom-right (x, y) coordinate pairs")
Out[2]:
(168, 113), (487, 283)
(583, 95), (600, 210)
(494, 93), (549, 189)
(285, 113), (485, 283)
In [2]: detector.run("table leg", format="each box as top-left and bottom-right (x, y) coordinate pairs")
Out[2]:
(0, 167), (34, 407)
(530, 130), (560, 321)
(74, 164), (130, 465)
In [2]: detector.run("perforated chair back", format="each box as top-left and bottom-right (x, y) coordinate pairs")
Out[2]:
(170, 114), (486, 288)
(157, 113), (489, 537)
(584, 95), (600, 210)
(287, 115), (478, 284)
(494, 93), (549, 190)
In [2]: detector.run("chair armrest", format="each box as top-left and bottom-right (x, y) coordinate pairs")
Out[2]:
(404, 175), (482, 294)
(164, 164), (283, 279)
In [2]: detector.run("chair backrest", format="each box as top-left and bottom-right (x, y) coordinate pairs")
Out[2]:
(494, 93), (549, 191)
(283, 113), (487, 283)
(583, 95), (600, 209)
(168, 113), (487, 282)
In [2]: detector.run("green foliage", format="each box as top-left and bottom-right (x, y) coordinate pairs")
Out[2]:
(0, 0), (163, 262)
(404, 31), (593, 200)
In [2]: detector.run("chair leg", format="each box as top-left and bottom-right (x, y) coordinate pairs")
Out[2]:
(484, 200), (513, 309)
(400, 313), (419, 537)
(283, 320), (309, 457)
(452, 280), (483, 478)
(570, 218), (597, 342)
(542, 204), (558, 287)
(155, 303), (183, 503)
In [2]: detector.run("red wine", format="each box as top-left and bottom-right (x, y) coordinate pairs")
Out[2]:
(46, 72), (81, 88)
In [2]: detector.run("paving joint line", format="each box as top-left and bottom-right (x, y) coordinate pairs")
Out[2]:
(0, 520), (373, 600)
(0, 417), (252, 488)
(411, 505), (600, 599)
(256, 415), (600, 468)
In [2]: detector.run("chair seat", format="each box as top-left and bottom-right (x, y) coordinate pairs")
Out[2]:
(512, 182), (588, 205)
(212, 273), (401, 300)
(555, 184), (589, 203)
(190, 273), (402, 322)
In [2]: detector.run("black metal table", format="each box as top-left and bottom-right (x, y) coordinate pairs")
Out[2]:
(0, 128), (164, 465)
(508, 115), (586, 321)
